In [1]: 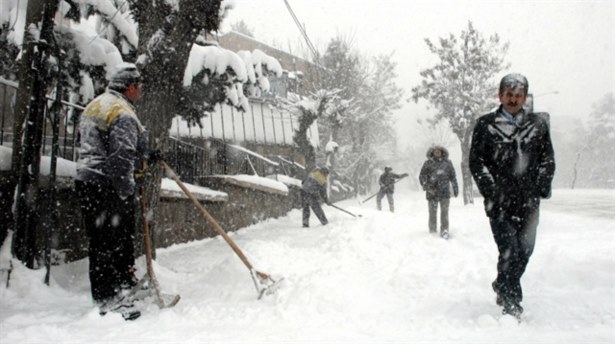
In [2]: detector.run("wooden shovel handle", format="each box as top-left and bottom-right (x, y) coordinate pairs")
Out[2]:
(161, 161), (268, 278)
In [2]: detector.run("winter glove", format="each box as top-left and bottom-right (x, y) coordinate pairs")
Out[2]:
(135, 171), (146, 188)
(538, 184), (552, 199)
(147, 149), (164, 165)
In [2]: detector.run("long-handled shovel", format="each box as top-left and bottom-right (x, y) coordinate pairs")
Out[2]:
(328, 203), (362, 218)
(139, 187), (181, 308)
(360, 175), (408, 204)
(161, 161), (282, 299)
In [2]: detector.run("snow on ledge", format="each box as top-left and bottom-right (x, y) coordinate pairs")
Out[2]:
(1, 146), (228, 202)
(161, 178), (228, 202)
(266, 174), (302, 188)
(209, 174), (289, 195)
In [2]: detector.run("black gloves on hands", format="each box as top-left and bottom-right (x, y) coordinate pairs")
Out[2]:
(147, 149), (164, 165)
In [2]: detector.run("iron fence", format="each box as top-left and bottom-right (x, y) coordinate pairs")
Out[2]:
(1, 79), (304, 184)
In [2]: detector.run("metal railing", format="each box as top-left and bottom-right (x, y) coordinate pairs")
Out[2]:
(1, 79), (304, 185)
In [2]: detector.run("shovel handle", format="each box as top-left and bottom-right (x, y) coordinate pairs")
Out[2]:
(139, 187), (165, 305)
(161, 161), (268, 278)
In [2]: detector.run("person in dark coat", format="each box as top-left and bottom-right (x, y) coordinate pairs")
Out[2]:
(470, 73), (555, 318)
(419, 146), (458, 239)
(75, 63), (150, 316)
(376, 166), (408, 212)
(301, 166), (331, 227)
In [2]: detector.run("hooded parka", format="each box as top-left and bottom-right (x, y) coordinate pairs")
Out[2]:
(419, 146), (459, 200)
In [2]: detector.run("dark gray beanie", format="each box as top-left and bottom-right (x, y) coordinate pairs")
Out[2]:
(108, 63), (141, 90)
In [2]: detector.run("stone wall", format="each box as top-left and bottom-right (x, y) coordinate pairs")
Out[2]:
(1, 175), (302, 264)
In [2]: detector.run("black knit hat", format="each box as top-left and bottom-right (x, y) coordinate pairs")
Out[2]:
(108, 63), (141, 90)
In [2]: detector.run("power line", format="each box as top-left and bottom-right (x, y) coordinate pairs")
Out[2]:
(282, 0), (319, 63)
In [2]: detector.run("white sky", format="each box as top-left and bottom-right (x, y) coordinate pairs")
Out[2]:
(222, 0), (615, 149)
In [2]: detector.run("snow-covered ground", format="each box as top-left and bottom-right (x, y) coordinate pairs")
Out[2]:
(1, 188), (613, 343)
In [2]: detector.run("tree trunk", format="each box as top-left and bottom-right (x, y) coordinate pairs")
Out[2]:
(570, 151), (581, 189)
(459, 132), (474, 205)
(134, 1), (220, 258)
(1, 0), (44, 251)
(13, 0), (58, 267)
(293, 113), (317, 174)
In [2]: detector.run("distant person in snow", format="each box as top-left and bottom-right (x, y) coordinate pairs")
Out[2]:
(301, 166), (331, 227)
(75, 63), (155, 317)
(419, 146), (458, 239)
(376, 166), (408, 212)
(470, 73), (555, 319)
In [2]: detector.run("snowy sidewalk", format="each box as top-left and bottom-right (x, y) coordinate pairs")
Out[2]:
(1, 189), (614, 343)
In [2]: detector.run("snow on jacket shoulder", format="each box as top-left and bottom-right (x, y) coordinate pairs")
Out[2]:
(76, 90), (147, 199)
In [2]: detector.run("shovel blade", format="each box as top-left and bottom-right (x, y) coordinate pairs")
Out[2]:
(251, 269), (284, 299)
(256, 277), (285, 300)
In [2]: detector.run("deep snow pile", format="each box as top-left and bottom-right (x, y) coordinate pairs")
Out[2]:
(1, 189), (613, 343)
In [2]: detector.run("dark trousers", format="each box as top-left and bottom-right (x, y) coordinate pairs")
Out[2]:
(75, 180), (136, 303)
(376, 191), (394, 212)
(428, 198), (450, 233)
(302, 190), (328, 227)
(489, 206), (539, 304)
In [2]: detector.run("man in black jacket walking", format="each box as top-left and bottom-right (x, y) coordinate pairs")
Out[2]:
(470, 73), (555, 318)
(419, 146), (458, 239)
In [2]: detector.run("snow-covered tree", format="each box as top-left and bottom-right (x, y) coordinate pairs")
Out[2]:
(282, 89), (341, 173)
(411, 21), (509, 204)
(231, 20), (254, 38)
(313, 36), (403, 194)
(1, 0), (283, 265)
(570, 93), (615, 189)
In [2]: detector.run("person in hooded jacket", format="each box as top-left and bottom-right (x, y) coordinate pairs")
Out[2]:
(419, 146), (458, 239)
(301, 166), (331, 227)
(376, 166), (408, 212)
(75, 63), (152, 316)
(470, 73), (555, 319)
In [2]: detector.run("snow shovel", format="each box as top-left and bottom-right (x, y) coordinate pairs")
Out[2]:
(328, 203), (362, 218)
(360, 175), (408, 204)
(139, 187), (181, 309)
(161, 161), (282, 299)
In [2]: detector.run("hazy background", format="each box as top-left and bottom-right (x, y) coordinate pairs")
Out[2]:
(222, 0), (614, 164)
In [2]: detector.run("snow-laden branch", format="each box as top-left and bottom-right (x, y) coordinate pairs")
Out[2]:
(74, 0), (138, 48)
